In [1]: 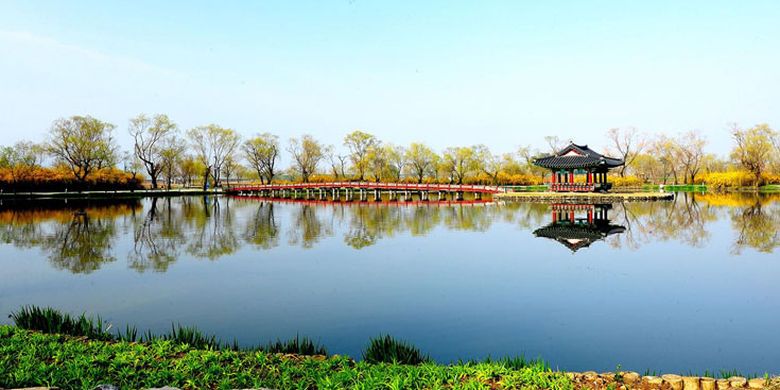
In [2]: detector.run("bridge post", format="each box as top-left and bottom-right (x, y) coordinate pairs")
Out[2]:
(332, 188), (337, 200)
(374, 189), (381, 202)
(475, 192), (481, 200)
(455, 191), (463, 201)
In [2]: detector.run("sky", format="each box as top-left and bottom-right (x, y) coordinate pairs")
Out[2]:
(1, 0), (779, 158)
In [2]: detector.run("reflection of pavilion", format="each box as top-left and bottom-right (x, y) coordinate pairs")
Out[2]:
(533, 204), (626, 252)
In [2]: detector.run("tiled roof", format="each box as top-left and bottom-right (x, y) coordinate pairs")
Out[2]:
(533, 143), (624, 170)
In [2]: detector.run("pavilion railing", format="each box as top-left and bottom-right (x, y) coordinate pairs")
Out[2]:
(549, 183), (596, 192)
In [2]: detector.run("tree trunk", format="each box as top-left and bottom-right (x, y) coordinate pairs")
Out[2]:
(202, 167), (210, 191)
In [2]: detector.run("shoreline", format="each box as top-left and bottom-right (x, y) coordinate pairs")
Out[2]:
(0, 188), (223, 200)
(1, 325), (777, 390)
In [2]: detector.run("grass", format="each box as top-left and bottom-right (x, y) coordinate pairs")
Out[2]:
(760, 184), (780, 192)
(0, 326), (572, 390)
(503, 185), (548, 192)
(8, 305), (326, 355)
(660, 184), (708, 192)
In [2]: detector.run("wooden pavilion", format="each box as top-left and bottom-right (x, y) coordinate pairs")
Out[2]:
(533, 143), (624, 192)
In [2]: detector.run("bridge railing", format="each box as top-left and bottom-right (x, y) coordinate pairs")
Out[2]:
(229, 182), (505, 193)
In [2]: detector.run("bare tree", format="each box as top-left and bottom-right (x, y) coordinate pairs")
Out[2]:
(606, 127), (646, 177)
(544, 136), (566, 154)
(129, 114), (178, 189)
(326, 146), (349, 179)
(678, 130), (707, 184)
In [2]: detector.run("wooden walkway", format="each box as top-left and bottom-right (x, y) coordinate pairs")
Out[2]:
(229, 182), (505, 202)
(229, 182), (504, 194)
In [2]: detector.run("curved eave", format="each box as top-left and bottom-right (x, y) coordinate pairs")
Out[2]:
(533, 156), (625, 170)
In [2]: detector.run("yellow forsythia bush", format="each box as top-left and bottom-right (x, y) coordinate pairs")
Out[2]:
(0, 166), (143, 192)
(610, 176), (645, 187)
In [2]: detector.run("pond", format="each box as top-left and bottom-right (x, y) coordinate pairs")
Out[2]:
(0, 193), (778, 373)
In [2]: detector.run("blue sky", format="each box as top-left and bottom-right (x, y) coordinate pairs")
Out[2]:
(1, 0), (778, 157)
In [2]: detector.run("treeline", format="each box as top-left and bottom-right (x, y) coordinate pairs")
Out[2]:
(603, 125), (780, 187)
(1, 114), (779, 192)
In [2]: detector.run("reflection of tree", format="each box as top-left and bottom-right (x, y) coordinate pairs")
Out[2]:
(442, 205), (493, 232)
(243, 202), (279, 249)
(613, 193), (715, 249)
(731, 200), (780, 254)
(404, 206), (441, 236)
(343, 206), (404, 249)
(128, 197), (185, 272)
(288, 205), (332, 249)
(44, 211), (117, 274)
(186, 196), (239, 259)
(0, 214), (46, 248)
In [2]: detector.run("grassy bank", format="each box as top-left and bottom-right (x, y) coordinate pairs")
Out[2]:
(0, 326), (571, 390)
(4, 306), (774, 389)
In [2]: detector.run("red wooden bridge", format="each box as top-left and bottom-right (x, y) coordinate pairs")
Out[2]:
(228, 182), (505, 201)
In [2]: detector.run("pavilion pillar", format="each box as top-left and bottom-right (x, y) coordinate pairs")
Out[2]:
(569, 171), (574, 184)
(588, 208), (593, 224)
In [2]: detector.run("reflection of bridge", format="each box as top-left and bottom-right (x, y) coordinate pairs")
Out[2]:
(228, 182), (505, 202)
(231, 195), (493, 207)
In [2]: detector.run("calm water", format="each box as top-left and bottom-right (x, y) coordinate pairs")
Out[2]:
(1, 194), (778, 373)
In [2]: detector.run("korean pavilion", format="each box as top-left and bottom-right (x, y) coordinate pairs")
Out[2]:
(533, 143), (624, 192)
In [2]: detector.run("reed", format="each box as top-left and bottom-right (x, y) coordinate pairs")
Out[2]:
(8, 305), (113, 341)
(261, 334), (328, 355)
(361, 334), (430, 365)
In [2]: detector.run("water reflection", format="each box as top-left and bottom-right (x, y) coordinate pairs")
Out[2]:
(533, 204), (626, 252)
(0, 199), (138, 273)
(0, 193), (778, 274)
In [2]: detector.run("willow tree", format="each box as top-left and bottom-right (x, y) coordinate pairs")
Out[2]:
(442, 146), (478, 184)
(129, 113), (178, 189)
(47, 115), (117, 185)
(344, 130), (379, 180)
(242, 133), (279, 184)
(730, 123), (778, 186)
(187, 124), (241, 189)
(405, 143), (437, 183)
(0, 141), (44, 188)
(288, 135), (325, 183)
